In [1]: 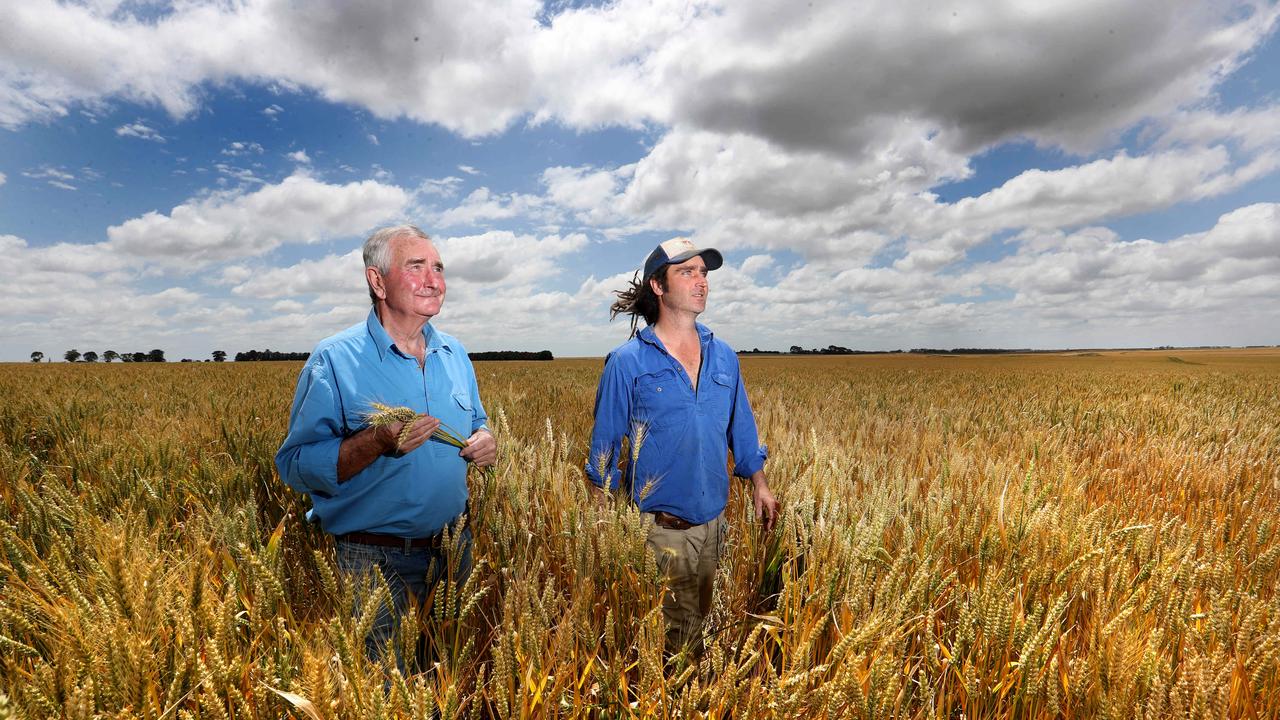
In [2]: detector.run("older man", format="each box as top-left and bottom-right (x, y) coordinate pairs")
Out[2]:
(276, 224), (496, 667)
(586, 237), (779, 658)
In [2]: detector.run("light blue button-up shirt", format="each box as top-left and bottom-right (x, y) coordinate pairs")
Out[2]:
(275, 309), (488, 537)
(585, 323), (768, 525)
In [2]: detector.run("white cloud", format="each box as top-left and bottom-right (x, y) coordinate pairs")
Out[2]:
(608, 128), (950, 260)
(0, 0), (538, 133)
(263, 103), (283, 116)
(4, 0), (1272, 159)
(114, 121), (165, 142)
(22, 165), (75, 182)
(213, 163), (263, 185)
(739, 254), (774, 276)
(418, 176), (464, 197)
(233, 249), (365, 299)
(106, 172), (411, 266)
(542, 164), (632, 226)
(457, 165), (480, 176)
(435, 230), (588, 285)
(22, 165), (82, 190)
(1158, 105), (1280, 153)
(286, 149), (310, 164)
(0, 234), (256, 357)
(221, 141), (264, 156)
(433, 187), (547, 228)
(0, 171), (6, 186)
(665, 2), (1278, 156)
(367, 133), (379, 146)
(946, 149), (1232, 232)
(973, 204), (1280, 323)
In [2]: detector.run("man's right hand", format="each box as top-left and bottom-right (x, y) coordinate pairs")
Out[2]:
(338, 414), (441, 483)
(588, 482), (610, 509)
(384, 414), (442, 455)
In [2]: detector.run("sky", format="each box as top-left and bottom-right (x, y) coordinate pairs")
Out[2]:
(2, 0), (1279, 361)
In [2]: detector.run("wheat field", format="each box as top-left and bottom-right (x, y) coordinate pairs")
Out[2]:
(1, 349), (1278, 719)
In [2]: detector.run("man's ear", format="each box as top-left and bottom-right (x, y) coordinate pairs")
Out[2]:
(649, 274), (664, 296)
(366, 267), (387, 300)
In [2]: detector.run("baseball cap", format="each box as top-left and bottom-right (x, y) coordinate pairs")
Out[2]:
(643, 237), (724, 281)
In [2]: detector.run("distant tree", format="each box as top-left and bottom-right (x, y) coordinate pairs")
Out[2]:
(64, 349), (81, 363)
(82, 351), (99, 363)
(212, 350), (227, 362)
(147, 349), (166, 363)
(235, 349), (311, 361)
(30, 351), (43, 363)
(789, 345), (804, 354)
(467, 350), (555, 361)
(103, 350), (119, 362)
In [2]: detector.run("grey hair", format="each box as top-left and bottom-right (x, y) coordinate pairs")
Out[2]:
(362, 224), (431, 303)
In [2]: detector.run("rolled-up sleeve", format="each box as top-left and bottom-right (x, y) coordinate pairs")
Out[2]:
(275, 357), (345, 498)
(585, 353), (631, 490)
(727, 370), (768, 478)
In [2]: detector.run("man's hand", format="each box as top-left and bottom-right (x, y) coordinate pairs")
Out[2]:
(749, 471), (780, 532)
(338, 414), (440, 483)
(587, 481), (610, 509)
(459, 428), (497, 467)
(386, 414), (442, 455)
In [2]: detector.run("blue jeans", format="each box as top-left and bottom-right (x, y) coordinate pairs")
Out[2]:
(335, 525), (474, 671)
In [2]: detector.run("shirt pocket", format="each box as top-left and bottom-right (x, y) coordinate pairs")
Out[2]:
(427, 390), (473, 451)
(702, 371), (735, 424)
(631, 368), (684, 462)
(633, 368), (683, 422)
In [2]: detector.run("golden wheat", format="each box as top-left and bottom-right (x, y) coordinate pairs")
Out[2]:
(0, 350), (1277, 717)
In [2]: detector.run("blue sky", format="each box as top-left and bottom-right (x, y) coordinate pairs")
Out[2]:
(1, 0), (1278, 361)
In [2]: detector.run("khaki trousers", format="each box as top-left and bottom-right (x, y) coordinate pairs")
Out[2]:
(645, 511), (726, 656)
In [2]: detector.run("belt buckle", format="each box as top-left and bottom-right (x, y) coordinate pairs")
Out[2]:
(655, 511), (690, 530)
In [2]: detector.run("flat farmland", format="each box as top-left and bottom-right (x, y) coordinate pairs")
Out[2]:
(1, 349), (1278, 718)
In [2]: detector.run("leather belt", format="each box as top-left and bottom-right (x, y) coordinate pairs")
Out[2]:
(652, 511), (698, 530)
(339, 510), (468, 552)
(339, 531), (445, 552)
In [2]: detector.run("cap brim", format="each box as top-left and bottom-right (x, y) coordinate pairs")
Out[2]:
(667, 248), (723, 272)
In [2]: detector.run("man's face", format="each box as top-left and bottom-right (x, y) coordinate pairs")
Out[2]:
(374, 234), (446, 321)
(653, 255), (709, 317)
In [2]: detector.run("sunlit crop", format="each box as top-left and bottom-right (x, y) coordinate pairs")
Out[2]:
(1, 349), (1278, 718)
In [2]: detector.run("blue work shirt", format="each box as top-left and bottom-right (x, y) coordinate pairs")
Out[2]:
(275, 309), (488, 537)
(585, 323), (767, 525)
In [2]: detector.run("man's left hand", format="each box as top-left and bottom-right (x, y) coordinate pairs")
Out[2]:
(460, 428), (497, 468)
(750, 471), (780, 532)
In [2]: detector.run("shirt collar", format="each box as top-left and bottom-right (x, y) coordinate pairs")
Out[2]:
(365, 308), (451, 361)
(637, 322), (714, 352)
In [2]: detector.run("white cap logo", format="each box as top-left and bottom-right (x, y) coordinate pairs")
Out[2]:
(660, 237), (697, 257)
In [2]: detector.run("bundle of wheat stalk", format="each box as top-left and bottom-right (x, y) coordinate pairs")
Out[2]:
(363, 401), (470, 450)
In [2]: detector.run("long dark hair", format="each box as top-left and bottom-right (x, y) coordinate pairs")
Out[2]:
(610, 268), (668, 337)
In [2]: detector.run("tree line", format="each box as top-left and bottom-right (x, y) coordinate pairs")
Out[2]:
(33, 348), (556, 362)
(32, 350), (229, 363)
(234, 349), (310, 361)
(468, 350), (554, 361)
